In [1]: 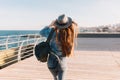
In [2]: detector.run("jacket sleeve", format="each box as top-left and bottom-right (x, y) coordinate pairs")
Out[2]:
(39, 26), (52, 37)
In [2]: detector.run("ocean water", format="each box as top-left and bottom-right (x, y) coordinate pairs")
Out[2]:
(0, 30), (40, 36)
(0, 30), (40, 50)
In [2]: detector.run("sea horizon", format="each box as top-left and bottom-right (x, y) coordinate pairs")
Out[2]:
(0, 30), (40, 36)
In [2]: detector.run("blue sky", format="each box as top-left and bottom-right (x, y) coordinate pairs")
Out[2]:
(0, 0), (120, 30)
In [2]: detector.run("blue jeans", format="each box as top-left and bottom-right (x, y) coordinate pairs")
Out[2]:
(47, 54), (67, 80)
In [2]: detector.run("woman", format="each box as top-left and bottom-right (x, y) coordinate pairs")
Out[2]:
(40, 14), (78, 80)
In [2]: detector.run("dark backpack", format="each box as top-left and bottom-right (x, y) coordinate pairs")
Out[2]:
(34, 28), (54, 62)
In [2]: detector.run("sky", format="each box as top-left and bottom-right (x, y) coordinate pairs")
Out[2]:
(0, 0), (120, 30)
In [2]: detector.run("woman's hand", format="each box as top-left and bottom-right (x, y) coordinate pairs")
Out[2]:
(49, 20), (56, 28)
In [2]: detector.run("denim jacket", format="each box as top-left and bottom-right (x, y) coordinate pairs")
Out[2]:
(39, 27), (62, 56)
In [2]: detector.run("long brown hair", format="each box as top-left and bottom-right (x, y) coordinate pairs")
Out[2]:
(54, 21), (78, 57)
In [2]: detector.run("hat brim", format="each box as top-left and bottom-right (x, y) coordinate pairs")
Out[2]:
(54, 17), (72, 29)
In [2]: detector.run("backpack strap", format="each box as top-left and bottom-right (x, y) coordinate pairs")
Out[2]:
(50, 51), (61, 64)
(46, 28), (55, 43)
(46, 28), (61, 64)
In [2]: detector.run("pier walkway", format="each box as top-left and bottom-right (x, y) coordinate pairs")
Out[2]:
(0, 50), (120, 80)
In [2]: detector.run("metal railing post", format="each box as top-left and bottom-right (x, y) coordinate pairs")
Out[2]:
(33, 38), (40, 55)
(27, 34), (29, 45)
(5, 36), (9, 49)
(34, 34), (38, 42)
(17, 35), (21, 47)
(18, 41), (24, 61)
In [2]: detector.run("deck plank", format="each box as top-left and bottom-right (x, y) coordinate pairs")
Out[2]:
(0, 51), (120, 80)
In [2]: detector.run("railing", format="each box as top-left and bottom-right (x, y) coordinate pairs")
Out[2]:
(0, 34), (46, 68)
(0, 34), (42, 50)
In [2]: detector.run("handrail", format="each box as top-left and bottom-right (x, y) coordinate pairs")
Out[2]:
(0, 34), (41, 50)
(0, 34), (46, 68)
(0, 34), (39, 38)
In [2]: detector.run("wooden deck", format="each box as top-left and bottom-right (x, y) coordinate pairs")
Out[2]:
(0, 51), (120, 80)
